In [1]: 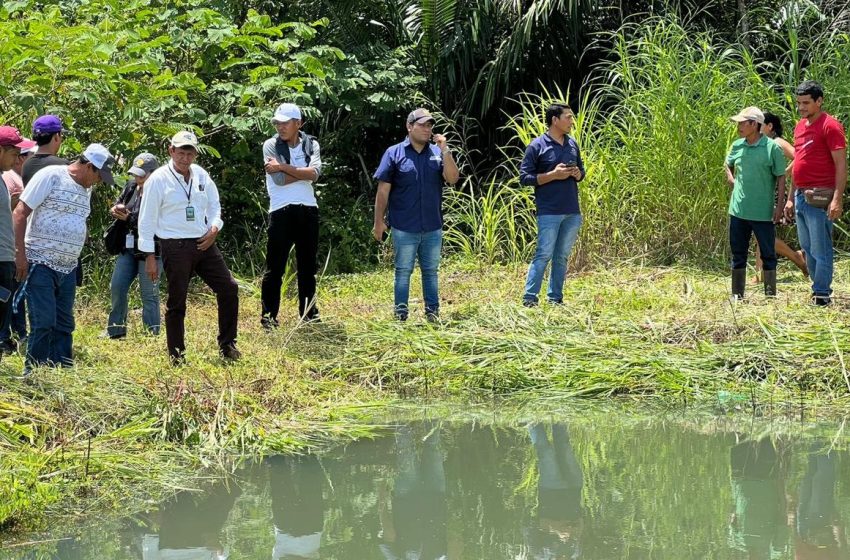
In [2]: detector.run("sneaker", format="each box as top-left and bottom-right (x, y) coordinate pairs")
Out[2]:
(394, 311), (408, 322)
(425, 311), (439, 323)
(812, 295), (832, 306)
(522, 299), (538, 308)
(547, 299), (564, 305)
(261, 316), (279, 331)
(220, 343), (242, 361)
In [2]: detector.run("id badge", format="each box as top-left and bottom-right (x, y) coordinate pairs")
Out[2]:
(125, 233), (135, 249)
(185, 206), (196, 222)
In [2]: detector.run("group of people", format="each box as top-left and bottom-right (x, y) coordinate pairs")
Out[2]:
(0, 78), (845, 373)
(725, 80), (847, 303)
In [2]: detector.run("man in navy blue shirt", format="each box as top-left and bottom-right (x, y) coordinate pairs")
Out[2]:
(519, 103), (585, 306)
(373, 108), (460, 321)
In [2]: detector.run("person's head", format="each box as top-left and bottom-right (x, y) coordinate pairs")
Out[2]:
(730, 106), (764, 138)
(545, 103), (574, 135)
(75, 143), (116, 187)
(32, 114), (67, 152)
(168, 131), (199, 174)
(406, 108), (436, 144)
(796, 80), (824, 120)
(0, 126), (30, 172)
(762, 112), (784, 139)
(271, 103), (303, 143)
(127, 152), (160, 185)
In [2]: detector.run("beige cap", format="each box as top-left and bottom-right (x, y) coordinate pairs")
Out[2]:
(170, 130), (199, 149)
(730, 106), (765, 124)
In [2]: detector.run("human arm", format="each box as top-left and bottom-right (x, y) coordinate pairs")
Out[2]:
(263, 139), (321, 182)
(774, 175), (787, 223)
(519, 141), (569, 186)
(828, 148), (847, 221)
(197, 172), (223, 251)
(13, 202), (32, 281)
(433, 134), (459, 185)
(373, 181), (391, 242)
(570, 144), (586, 181)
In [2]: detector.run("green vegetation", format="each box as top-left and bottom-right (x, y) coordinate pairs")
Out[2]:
(3, 259), (850, 532)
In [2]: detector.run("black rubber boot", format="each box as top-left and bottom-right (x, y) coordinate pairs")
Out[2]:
(763, 269), (777, 297)
(731, 268), (746, 300)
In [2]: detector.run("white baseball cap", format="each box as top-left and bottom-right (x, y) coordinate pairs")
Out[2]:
(272, 103), (302, 123)
(170, 130), (199, 149)
(82, 143), (116, 185)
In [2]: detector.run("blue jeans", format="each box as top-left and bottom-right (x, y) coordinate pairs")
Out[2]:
(392, 228), (442, 315)
(795, 192), (834, 297)
(107, 251), (162, 337)
(25, 263), (76, 367)
(524, 214), (582, 303)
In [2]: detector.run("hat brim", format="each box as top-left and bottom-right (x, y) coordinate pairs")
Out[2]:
(128, 166), (147, 177)
(410, 116), (436, 125)
(99, 167), (115, 185)
(730, 115), (762, 123)
(171, 141), (198, 149)
(272, 116), (296, 123)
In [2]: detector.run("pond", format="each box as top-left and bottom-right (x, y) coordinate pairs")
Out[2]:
(3, 405), (850, 559)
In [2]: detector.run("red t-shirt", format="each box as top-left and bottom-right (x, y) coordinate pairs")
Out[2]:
(793, 112), (847, 188)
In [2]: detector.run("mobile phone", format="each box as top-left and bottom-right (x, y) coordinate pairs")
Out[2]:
(382, 230), (389, 242)
(0, 285), (11, 303)
(564, 160), (577, 168)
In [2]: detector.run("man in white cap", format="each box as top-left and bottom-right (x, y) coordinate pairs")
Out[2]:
(725, 106), (787, 299)
(138, 131), (240, 364)
(260, 102), (323, 328)
(13, 142), (115, 373)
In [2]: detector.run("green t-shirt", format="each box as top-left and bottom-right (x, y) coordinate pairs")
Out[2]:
(726, 135), (787, 221)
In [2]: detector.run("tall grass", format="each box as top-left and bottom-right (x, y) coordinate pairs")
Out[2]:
(444, 15), (850, 266)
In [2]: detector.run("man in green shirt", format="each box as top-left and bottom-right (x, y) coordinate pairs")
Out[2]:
(725, 106), (787, 299)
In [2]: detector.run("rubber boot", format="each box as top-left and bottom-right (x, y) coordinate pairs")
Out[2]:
(763, 269), (777, 297)
(731, 268), (746, 300)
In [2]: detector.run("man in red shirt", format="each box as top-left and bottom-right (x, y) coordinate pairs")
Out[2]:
(784, 80), (848, 305)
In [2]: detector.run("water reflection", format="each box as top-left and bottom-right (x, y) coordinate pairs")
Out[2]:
(5, 415), (850, 560)
(269, 455), (324, 560)
(525, 422), (583, 559)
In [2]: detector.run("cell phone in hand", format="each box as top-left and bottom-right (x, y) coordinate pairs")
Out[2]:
(0, 285), (11, 303)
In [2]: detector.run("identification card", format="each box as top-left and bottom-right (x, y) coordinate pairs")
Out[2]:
(185, 206), (196, 222)
(125, 233), (135, 249)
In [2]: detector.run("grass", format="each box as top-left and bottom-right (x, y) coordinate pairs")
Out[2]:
(3, 255), (850, 535)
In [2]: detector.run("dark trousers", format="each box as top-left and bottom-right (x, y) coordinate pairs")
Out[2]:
(160, 239), (239, 359)
(260, 204), (319, 320)
(730, 215), (776, 271)
(0, 262), (15, 350)
(0, 277), (26, 342)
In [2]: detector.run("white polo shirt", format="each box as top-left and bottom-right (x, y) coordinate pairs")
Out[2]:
(138, 160), (224, 253)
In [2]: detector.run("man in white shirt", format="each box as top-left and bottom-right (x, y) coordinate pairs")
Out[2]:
(13, 143), (115, 373)
(138, 131), (240, 364)
(260, 103), (322, 328)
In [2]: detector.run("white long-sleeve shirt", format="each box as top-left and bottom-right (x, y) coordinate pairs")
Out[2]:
(138, 160), (224, 253)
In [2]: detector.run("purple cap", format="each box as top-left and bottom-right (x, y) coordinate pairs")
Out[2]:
(32, 115), (67, 136)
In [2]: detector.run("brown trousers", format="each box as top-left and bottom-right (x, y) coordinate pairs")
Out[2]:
(160, 239), (238, 359)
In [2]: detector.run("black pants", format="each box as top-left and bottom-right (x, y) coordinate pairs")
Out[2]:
(261, 204), (319, 320)
(160, 239), (239, 359)
(730, 215), (776, 271)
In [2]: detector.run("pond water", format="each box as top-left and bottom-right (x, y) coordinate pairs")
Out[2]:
(4, 407), (850, 559)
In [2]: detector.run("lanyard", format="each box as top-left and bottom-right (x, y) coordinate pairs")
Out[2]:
(168, 166), (193, 204)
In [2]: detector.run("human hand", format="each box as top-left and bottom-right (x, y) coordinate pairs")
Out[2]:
(264, 157), (280, 174)
(110, 204), (130, 221)
(433, 134), (448, 152)
(551, 163), (570, 180)
(828, 198), (843, 221)
(784, 199), (795, 222)
(373, 221), (388, 243)
(14, 252), (27, 282)
(145, 255), (159, 282)
(197, 226), (219, 251)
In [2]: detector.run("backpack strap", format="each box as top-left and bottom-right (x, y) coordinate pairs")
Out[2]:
(273, 132), (315, 165)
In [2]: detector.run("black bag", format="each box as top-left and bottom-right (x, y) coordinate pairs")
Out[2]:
(103, 219), (128, 255)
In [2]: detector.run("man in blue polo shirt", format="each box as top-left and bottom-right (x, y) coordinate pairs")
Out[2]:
(519, 103), (586, 306)
(373, 108), (460, 321)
